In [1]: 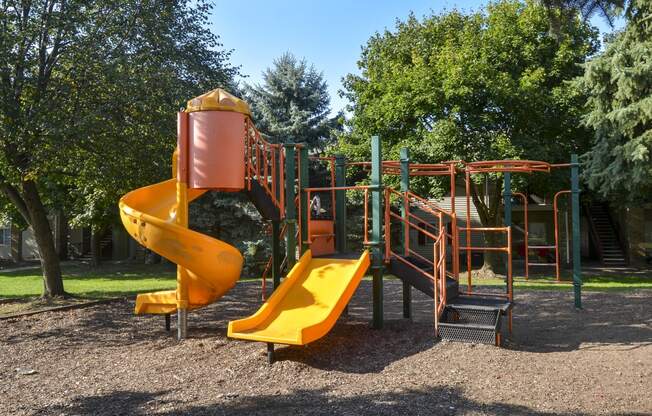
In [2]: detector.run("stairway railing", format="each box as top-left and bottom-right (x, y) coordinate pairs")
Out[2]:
(384, 187), (453, 330)
(245, 119), (285, 218)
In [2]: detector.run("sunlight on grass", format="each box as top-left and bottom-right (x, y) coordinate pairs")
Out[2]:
(0, 263), (177, 298)
(476, 274), (652, 291)
(1, 262), (650, 300)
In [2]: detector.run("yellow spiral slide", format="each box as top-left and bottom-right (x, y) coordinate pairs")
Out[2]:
(119, 178), (243, 314)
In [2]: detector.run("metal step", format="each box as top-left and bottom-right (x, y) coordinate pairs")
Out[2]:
(439, 305), (502, 346)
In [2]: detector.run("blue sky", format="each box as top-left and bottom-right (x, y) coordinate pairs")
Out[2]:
(211, 0), (621, 115)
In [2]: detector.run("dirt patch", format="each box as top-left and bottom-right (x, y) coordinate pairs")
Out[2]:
(1, 281), (650, 415)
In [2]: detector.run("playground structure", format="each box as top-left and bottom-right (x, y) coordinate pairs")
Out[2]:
(119, 88), (582, 361)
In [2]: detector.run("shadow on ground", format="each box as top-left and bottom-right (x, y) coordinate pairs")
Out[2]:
(3, 281), (651, 365)
(39, 386), (647, 416)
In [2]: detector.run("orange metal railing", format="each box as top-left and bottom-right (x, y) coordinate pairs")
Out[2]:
(383, 187), (455, 333)
(245, 118), (285, 218)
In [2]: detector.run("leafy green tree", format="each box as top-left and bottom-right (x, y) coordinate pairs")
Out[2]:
(578, 0), (651, 202)
(246, 53), (339, 151)
(0, 0), (237, 295)
(339, 0), (598, 273)
(538, 0), (625, 36)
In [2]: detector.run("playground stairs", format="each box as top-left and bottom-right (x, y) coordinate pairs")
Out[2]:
(245, 179), (281, 221)
(389, 255), (458, 299)
(389, 255), (511, 346)
(439, 296), (510, 346)
(587, 203), (626, 267)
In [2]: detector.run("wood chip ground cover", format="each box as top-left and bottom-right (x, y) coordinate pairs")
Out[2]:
(1, 281), (650, 415)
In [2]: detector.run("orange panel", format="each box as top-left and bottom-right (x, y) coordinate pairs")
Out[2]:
(188, 111), (245, 191)
(310, 219), (335, 256)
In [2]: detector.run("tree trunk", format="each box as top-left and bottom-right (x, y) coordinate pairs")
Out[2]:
(56, 211), (69, 260)
(480, 231), (503, 277)
(469, 176), (503, 277)
(21, 180), (65, 297)
(10, 225), (23, 263)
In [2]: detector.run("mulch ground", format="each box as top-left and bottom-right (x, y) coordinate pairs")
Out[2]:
(1, 281), (650, 416)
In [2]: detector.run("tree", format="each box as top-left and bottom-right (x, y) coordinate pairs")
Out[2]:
(339, 0), (598, 274)
(245, 53), (339, 151)
(538, 0), (625, 37)
(0, 1), (238, 295)
(578, 0), (652, 202)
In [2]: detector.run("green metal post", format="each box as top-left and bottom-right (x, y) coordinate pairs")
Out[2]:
(370, 136), (383, 329)
(299, 147), (309, 255)
(271, 149), (282, 290)
(284, 145), (297, 269)
(571, 154), (582, 308)
(271, 220), (281, 289)
(335, 155), (347, 254)
(400, 148), (411, 319)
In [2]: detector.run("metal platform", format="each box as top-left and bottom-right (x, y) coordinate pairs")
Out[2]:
(446, 295), (513, 313)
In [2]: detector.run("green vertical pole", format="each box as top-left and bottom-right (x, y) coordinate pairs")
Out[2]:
(299, 146), (309, 255)
(284, 145), (297, 269)
(335, 155), (347, 254)
(571, 154), (582, 308)
(271, 220), (281, 289)
(271, 149), (282, 289)
(400, 147), (411, 319)
(370, 136), (383, 329)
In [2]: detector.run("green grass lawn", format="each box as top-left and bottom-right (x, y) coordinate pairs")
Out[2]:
(1, 262), (650, 300)
(469, 274), (652, 291)
(0, 262), (178, 299)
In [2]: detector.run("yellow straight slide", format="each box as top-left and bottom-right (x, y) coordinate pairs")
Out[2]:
(228, 250), (370, 345)
(119, 178), (243, 314)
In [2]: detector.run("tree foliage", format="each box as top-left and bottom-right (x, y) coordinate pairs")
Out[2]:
(339, 0), (598, 271)
(0, 0), (238, 294)
(538, 0), (625, 35)
(245, 53), (339, 151)
(578, 0), (652, 202)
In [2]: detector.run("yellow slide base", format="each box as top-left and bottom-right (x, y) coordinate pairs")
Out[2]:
(228, 250), (370, 346)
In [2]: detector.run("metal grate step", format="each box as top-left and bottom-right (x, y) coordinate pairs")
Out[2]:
(439, 305), (502, 346)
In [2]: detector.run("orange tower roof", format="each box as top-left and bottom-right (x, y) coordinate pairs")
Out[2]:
(186, 88), (251, 115)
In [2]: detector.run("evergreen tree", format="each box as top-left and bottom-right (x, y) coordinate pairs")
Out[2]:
(246, 53), (339, 151)
(578, 0), (652, 202)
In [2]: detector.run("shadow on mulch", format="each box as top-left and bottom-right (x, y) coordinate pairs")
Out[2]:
(4, 281), (650, 367)
(508, 290), (652, 353)
(39, 385), (647, 416)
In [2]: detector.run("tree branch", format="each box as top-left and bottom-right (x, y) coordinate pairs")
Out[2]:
(0, 179), (31, 224)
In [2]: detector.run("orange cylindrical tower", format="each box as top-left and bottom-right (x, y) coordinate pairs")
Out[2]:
(185, 88), (251, 191)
